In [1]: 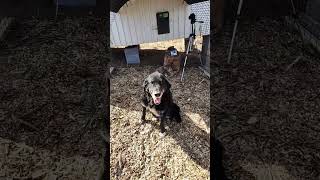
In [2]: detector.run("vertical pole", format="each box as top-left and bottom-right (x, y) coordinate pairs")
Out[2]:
(227, 0), (243, 64)
(55, 0), (59, 19)
(201, 35), (210, 71)
(181, 36), (193, 81)
(213, 0), (225, 34)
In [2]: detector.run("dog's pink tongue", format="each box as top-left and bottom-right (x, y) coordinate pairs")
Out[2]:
(154, 98), (161, 104)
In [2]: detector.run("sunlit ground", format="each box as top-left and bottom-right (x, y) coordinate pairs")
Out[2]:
(110, 66), (210, 179)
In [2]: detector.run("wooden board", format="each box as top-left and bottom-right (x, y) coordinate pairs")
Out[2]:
(0, 17), (14, 41)
(110, 67), (115, 74)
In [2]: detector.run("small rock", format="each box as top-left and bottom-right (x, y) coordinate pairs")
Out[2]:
(159, 132), (166, 138)
(247, 116), (258, 124)
(32, 170), (46, 179)
(45, 173), (58, 180)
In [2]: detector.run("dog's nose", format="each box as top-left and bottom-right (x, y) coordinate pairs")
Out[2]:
(155, 93), (161, 97)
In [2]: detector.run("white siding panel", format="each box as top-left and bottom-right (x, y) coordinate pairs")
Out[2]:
(157, 0), (167, 42)
(185, 5), (191, 38)
(115, 14), (126, 45)
(110, 0), (193, 47)
(110, 30), (114, 46)
(173, 0), (179, 39)
(170, 0), (174, 40)
(110, 13), (115, 46)
(177, 2), (185, 37)
(111, 23), (120, 45)
(110, 13), (120, 45)
(126, 7), (138, 44)
(138, 0), (147, 43)
(148, 0), (155, 43)
(120, 10), (132, 45)
(132, 2), (143, 44)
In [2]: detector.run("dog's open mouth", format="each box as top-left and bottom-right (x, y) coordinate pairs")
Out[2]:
(154, 97), (161, 105)
(152, 92), (163, 105)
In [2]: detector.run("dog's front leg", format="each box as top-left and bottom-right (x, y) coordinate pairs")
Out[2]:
(140, 107), (146, 124)
(159, 111), (167, 138)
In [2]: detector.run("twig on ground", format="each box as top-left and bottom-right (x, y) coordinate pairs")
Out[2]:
(11, 114), (40, 132)
(212, 103), (225, 112)
(99, 131), (110, 143)
(285, 55), (303, 71)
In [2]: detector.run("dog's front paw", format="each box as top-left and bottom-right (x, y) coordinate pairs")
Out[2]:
(139, 118), (146, 124)
(159, 132), (167, 138)
(176, 118), (182, 123)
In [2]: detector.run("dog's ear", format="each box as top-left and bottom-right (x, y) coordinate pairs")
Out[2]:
(161, 74), (171, 89)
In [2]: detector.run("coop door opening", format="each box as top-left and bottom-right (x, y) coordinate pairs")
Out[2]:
(156, 11), (170, 34)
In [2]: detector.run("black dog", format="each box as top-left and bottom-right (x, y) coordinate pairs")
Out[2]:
(141, 71), (182, 137)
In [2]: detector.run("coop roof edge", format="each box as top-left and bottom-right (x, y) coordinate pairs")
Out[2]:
(110, 0), (208, 13)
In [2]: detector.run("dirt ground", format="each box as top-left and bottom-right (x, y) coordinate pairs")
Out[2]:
(110, 66), (210, 179)
(0, 17), (107, 179)
(212, 18), (320, 179)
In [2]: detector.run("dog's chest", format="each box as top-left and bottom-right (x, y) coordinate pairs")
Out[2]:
(147, 105), (165, 117)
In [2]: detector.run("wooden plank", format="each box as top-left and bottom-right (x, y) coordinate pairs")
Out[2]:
(199, 66), (210, 78)
(110, 67), (115, 74)
(0, 17), (14, 41)
(213, 0), (225, 33)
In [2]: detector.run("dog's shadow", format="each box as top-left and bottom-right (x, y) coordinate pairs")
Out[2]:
(142, 112), (210, 171)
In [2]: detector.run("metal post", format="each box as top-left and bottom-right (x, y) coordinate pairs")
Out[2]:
(55, 0), (59, 19)
(181, 35), (194, 81)
(227, 0), (243, 63)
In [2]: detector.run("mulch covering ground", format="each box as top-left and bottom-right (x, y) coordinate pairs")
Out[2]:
(110, 67), (210, 179)
(212, 18), (320, 179)
(0, 16), (108, 179)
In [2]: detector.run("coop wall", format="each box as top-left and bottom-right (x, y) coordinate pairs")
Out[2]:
(110, 0), (210, 47)
(110, 0), (191, 47)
